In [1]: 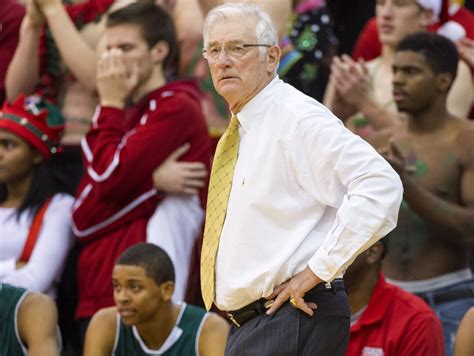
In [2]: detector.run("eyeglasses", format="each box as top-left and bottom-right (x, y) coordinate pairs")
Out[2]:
(203, 43), (271, 61)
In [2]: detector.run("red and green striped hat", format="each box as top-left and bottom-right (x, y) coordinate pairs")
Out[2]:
(0, 94), (64, 159)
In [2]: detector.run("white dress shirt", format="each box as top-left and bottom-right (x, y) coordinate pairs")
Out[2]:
(215, 77), (403, 311)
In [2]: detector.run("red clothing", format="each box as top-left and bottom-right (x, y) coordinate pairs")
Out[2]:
(352, 7), (474, 61)
(0, 0), (25, 105)
(347, 273), (444, 356)
(351, 18), (380, 62)
(72, 80), (211, 318)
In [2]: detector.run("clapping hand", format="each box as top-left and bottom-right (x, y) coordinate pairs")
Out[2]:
(25, 0), (45, 27)
(330, 54), (371, 108)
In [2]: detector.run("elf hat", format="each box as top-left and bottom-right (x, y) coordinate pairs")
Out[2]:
(0, 94), (64, 159)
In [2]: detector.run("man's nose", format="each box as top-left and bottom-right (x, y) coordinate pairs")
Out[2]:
(216, 48), (232, 65)
(378, 1), (394, 17)
(392, 71), (405, 86)
(115, 289), (130, 303)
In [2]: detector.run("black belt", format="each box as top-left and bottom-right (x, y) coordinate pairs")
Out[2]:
(226, 279), (346, 328)
(418, 288), (474, 305)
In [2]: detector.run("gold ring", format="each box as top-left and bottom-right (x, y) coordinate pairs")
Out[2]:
(289, 298), (297, 307)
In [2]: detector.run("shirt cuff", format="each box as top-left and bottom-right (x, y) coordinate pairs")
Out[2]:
(94, 106), (126, 129)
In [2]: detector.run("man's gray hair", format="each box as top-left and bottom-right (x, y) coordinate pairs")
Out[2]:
(203, 3), (278, 58)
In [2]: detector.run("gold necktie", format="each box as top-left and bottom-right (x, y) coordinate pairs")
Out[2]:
(201, 115), (240, 310)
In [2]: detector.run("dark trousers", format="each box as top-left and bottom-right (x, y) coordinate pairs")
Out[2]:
(225, 285), (350, 356)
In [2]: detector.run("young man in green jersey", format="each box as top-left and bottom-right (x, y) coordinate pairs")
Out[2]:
(84, 243), (229, 355)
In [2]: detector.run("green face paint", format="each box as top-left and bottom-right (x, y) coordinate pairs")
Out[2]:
(443, 153), (457, 168)
(413, 159), (428, 177)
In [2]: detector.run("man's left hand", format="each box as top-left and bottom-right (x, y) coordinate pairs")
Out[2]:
(266, 266), (321, 316)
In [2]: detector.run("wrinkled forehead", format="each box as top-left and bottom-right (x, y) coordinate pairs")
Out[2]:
(205, 15), (257, 46)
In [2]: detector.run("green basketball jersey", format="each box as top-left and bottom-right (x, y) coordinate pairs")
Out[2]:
(0, 284), (28, 356)
(113, 303), (208, 355)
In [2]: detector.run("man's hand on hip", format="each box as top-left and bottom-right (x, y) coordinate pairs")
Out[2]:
(266, 266), (322, 316)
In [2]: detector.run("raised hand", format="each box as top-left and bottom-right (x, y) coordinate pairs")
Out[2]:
(457, 38), (474, 69)
(25, 0), (45, 27)
(330, 54), (371, 108)
(97, 49), (139, 109)
(33, 0), (62, 14)
(153, 144), (208, 195)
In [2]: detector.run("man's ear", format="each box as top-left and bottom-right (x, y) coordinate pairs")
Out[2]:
(160, 281), (175, 302)
(365, 242), (384, 264)
(436, 72), (453, 93)
(151, 41), (170, 65)
(266, 45), (281, 74)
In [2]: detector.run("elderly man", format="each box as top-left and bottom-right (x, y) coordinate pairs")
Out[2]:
(200, 3), (403, 355)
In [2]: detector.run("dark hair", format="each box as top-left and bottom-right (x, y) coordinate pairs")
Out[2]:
(116, 243), (175, 285)
(397, 32), (458, 80)
(0, 152), (73, 219)
(106, 1), (179, 77)
(379, 237), (388, 260)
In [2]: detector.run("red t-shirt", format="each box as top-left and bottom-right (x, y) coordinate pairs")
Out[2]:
(347, 273), (444, 356)
(352, 7), (474, 61)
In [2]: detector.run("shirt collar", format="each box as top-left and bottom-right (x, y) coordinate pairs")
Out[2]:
(233, 75), (282, 133)
(351, 273), (393, 330)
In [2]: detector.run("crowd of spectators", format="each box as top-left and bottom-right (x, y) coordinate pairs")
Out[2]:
(0, 0), (473, 355)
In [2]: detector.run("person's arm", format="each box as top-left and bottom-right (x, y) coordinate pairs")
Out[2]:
(83, 307), (117, 356)
(446, 60), (473, 118)
(79, 52), (203, 200)
(457, 38), (474, 69)
(322, 76), (359, 121)
(198, 313), (230, 356)
(455, 307), (474, 356)
(381, 130), (474, 247)
(0, 195), (74, 292)
(328, 55), (402, 130)
(17, 293), (60, 356)
(72, 50), (210, 236)
(267, 115), (403, 315)
(35, 0), (98, 91)
(152, 144), (208, 195)
(173, 0), (204, 75)
(5, 1), (42, 102)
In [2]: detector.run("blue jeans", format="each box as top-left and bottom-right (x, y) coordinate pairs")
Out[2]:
(417, 279), (474, 356)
